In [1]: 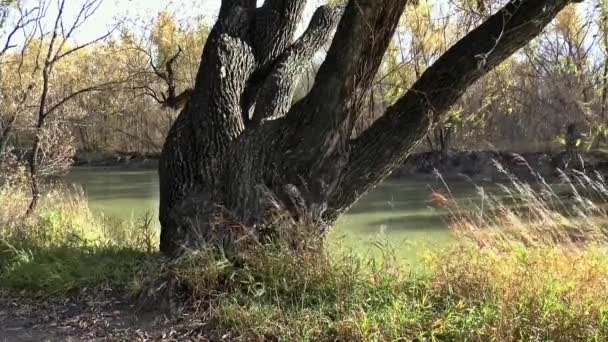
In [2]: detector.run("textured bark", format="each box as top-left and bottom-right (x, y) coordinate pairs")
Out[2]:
(159, 0), (580, 255)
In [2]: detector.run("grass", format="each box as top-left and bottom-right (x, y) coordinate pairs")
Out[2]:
(0, 183), (157, 295)
(2, 166), (608, 340)
(160, 240), (608, 341)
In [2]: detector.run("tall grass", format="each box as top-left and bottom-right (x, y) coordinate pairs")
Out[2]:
(434, 162), (608, 340)
(450, 162), (608, 249)
(163, 165), (608, 341)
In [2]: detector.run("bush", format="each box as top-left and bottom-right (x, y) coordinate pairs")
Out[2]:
(159, 168), (608, 340)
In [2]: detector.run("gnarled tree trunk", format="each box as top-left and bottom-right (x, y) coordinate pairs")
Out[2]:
(159, 0), (581, 255)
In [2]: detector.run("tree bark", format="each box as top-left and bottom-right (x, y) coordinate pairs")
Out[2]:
(159, 0), (579, 255)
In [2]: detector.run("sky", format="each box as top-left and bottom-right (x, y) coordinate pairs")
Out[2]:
(88, 0), (222, 31)
(1, 0), (596, 52)
(2, 0), (324, 47)
(50, 0), (222, 43)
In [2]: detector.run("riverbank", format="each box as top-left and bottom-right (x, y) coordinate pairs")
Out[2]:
(399, 150), (608, 182)
(3, 175), (608, 341)
(68, 150), (608, 181)
(72, 151), (160, 168)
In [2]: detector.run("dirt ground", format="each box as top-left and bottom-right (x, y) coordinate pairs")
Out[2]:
(0, 290), (215, 341)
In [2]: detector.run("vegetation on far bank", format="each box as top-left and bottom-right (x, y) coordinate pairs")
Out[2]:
(3, 169), (608, 341)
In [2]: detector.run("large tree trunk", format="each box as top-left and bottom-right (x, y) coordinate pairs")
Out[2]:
(159, 0), (580, 255)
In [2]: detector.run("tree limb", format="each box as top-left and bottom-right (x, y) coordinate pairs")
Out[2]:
(254, 0), (307, 67)
(0, 4), (40, 59)
(251, 5), (342, 124)
(276, 0), (408, 190)
(327, 0), (580, 219)
(150, 46), (193, 110)
(43, 81), (122, 118)
(293, 0), (409, 134)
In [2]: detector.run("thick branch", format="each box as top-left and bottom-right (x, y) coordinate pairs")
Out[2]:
(237, 1), (308, 125)
(274, 0), (408, 192)
(299, 0), (408, 123)
(328, 0), (579, 219)
(254, 0), (307, 67)
(219, 0), (256, 20)
(188, 5), (256, 139)
(251, 5), (341, 124)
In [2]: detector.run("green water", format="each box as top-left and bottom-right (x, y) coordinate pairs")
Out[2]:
(66, 167), (483, 262)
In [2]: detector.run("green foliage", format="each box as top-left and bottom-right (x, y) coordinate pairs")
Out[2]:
(0, 240), (149, 295)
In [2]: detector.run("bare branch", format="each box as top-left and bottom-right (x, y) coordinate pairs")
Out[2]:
(54, 0), (103, 55)
(0, 5), (41, 59)
(43, 80), (123, 118)
(148, 46), (193, 110)
(53, 27), (114, 62)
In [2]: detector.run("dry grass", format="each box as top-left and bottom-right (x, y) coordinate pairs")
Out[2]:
(450, 162), (608, 248)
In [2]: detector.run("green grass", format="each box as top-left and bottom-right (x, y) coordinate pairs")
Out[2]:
(0, 184), (158, 295)
(161, 241), (608, 341)
(0, 240), (150, 295)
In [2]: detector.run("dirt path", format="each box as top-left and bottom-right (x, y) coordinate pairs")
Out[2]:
(0, 290), (211, 341)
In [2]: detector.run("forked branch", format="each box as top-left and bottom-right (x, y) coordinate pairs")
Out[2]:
(252, 5), (342, 124)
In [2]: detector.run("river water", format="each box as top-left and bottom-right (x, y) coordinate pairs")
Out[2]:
(66, 167), (485, 260)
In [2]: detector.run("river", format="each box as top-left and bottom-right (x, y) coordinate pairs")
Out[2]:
(66, 167), (485, 261)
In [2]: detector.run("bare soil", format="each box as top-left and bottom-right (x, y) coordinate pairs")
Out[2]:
(0, 290), (213, 342)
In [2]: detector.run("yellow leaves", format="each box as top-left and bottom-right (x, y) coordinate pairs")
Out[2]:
(327, 0), (346, 8)
(402, 0), (449, 61)
(555, 4), (584, 47)
(149, 11), (209, 88)
(152, 11), (179, 62)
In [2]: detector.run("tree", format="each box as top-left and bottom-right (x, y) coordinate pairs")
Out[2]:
(0, 0), (122, 214)
(23, 0), (123, 215)
(0, 1), (44, 167)
(158, 0), (583, 255)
